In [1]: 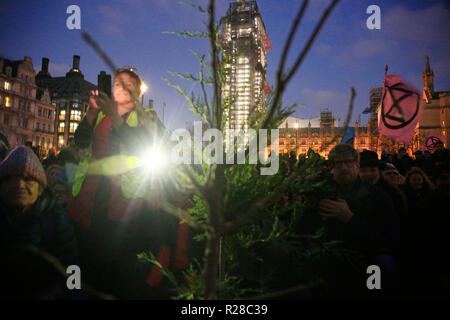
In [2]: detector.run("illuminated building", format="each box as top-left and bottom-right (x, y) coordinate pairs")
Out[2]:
(278, 109), (377, 158)
(279, 57), (450, 159)
(372, 57), (449, 155)
(0, 56), (56, 155)
(413, 56), (450, 151)
(36, 55), (111, 148)
(221, 0), (271, 141)
(278, 110), (340, 158)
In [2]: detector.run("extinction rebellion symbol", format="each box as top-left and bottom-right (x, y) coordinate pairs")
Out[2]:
(425, 136), (442, 151)
(381, 83), (421, 130)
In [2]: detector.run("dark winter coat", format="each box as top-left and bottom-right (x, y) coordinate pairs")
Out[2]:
(297, 177), (400, 298)
(326, 178), (400, 256)
(0, 189), (79, 267)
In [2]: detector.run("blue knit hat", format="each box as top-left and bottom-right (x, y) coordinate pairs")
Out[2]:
(0, 146), (47, 187)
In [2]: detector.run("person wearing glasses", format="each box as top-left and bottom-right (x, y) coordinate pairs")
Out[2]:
(66, 68), (189, 299)
(306, 144), (400, 298)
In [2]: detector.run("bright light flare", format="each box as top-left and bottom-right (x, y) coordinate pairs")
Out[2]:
(140, 82), (148, 95)
(138, 149), (166, 174)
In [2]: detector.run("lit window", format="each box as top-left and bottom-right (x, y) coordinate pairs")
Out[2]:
(58, 122), (65, 133)
(70, 110), (81, 121)
(59, 110), (66, 120)
(69, 122), (79, 133)
(72, 100), (81, 109)
(58, 136), (64, 146)
(5, 96), (11, 107)
(4, 82), (11, 90)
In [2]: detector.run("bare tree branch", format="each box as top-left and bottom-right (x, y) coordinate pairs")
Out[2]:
(277, 0), (309, 84)
(319, 87), (356, 152)
(284, 0), (339, 84)
(208, 0), (221, 129)
(82, 31), (150, 124)
(262, 0), (340, 130)
(199, 55), (213, 124)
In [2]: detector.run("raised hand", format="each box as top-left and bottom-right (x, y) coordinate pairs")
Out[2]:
(89, 90), (100, 110)
(94, 92), (123, 128)
(318, 198), (354, 223)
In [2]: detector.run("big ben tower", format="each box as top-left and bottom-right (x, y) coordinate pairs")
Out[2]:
(221, 0), (271, 138)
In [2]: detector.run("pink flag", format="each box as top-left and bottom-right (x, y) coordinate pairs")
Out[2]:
(423, 133), (445, 152)
(378, 66), (424, 144)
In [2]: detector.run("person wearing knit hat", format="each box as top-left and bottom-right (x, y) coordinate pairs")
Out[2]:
(359, 150), (381, 185)
(0, 146), (47, 213)
(0, 145), (79, 272)
(359, 151), (408, 220)
(381, 162), (405, 185)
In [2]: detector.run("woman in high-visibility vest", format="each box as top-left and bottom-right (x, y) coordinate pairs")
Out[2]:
(66, 68), (189, 299)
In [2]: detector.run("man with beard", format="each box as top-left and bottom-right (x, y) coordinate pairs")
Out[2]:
(314, 144), (400, 298)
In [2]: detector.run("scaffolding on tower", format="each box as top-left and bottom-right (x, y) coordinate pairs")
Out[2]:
(261, 35), (272, 51)
(263, 81), (272, 94)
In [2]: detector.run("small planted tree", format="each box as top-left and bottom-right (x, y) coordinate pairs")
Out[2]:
(153, 0), (352, 299)
(83, 0), (363, 299)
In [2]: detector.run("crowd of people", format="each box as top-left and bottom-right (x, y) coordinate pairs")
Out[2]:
(0, 67), (449, 299)
(293, 142), (450, 299)
(0, 68), (191, 299)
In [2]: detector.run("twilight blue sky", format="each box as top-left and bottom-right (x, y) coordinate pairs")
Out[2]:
(1, 0), (449, 131)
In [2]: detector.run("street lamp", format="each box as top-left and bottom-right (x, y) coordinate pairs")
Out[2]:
(140, 82), (148, 106)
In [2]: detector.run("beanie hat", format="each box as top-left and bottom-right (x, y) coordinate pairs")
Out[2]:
(359, 150), (380, 168)
(0, 146), (47, 187)
(381, 162), (400, 176)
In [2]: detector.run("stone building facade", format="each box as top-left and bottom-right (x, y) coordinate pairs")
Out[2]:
(413, 56), (450, 151)
(0, 56), (56, 156)
(278, 57), (449, 158)
(36, 55), (111, 148)
(0, 54), (112, 155)
(278, 111), (373, 158)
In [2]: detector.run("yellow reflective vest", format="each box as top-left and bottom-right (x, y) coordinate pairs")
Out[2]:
(72, 109), (153, 199)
